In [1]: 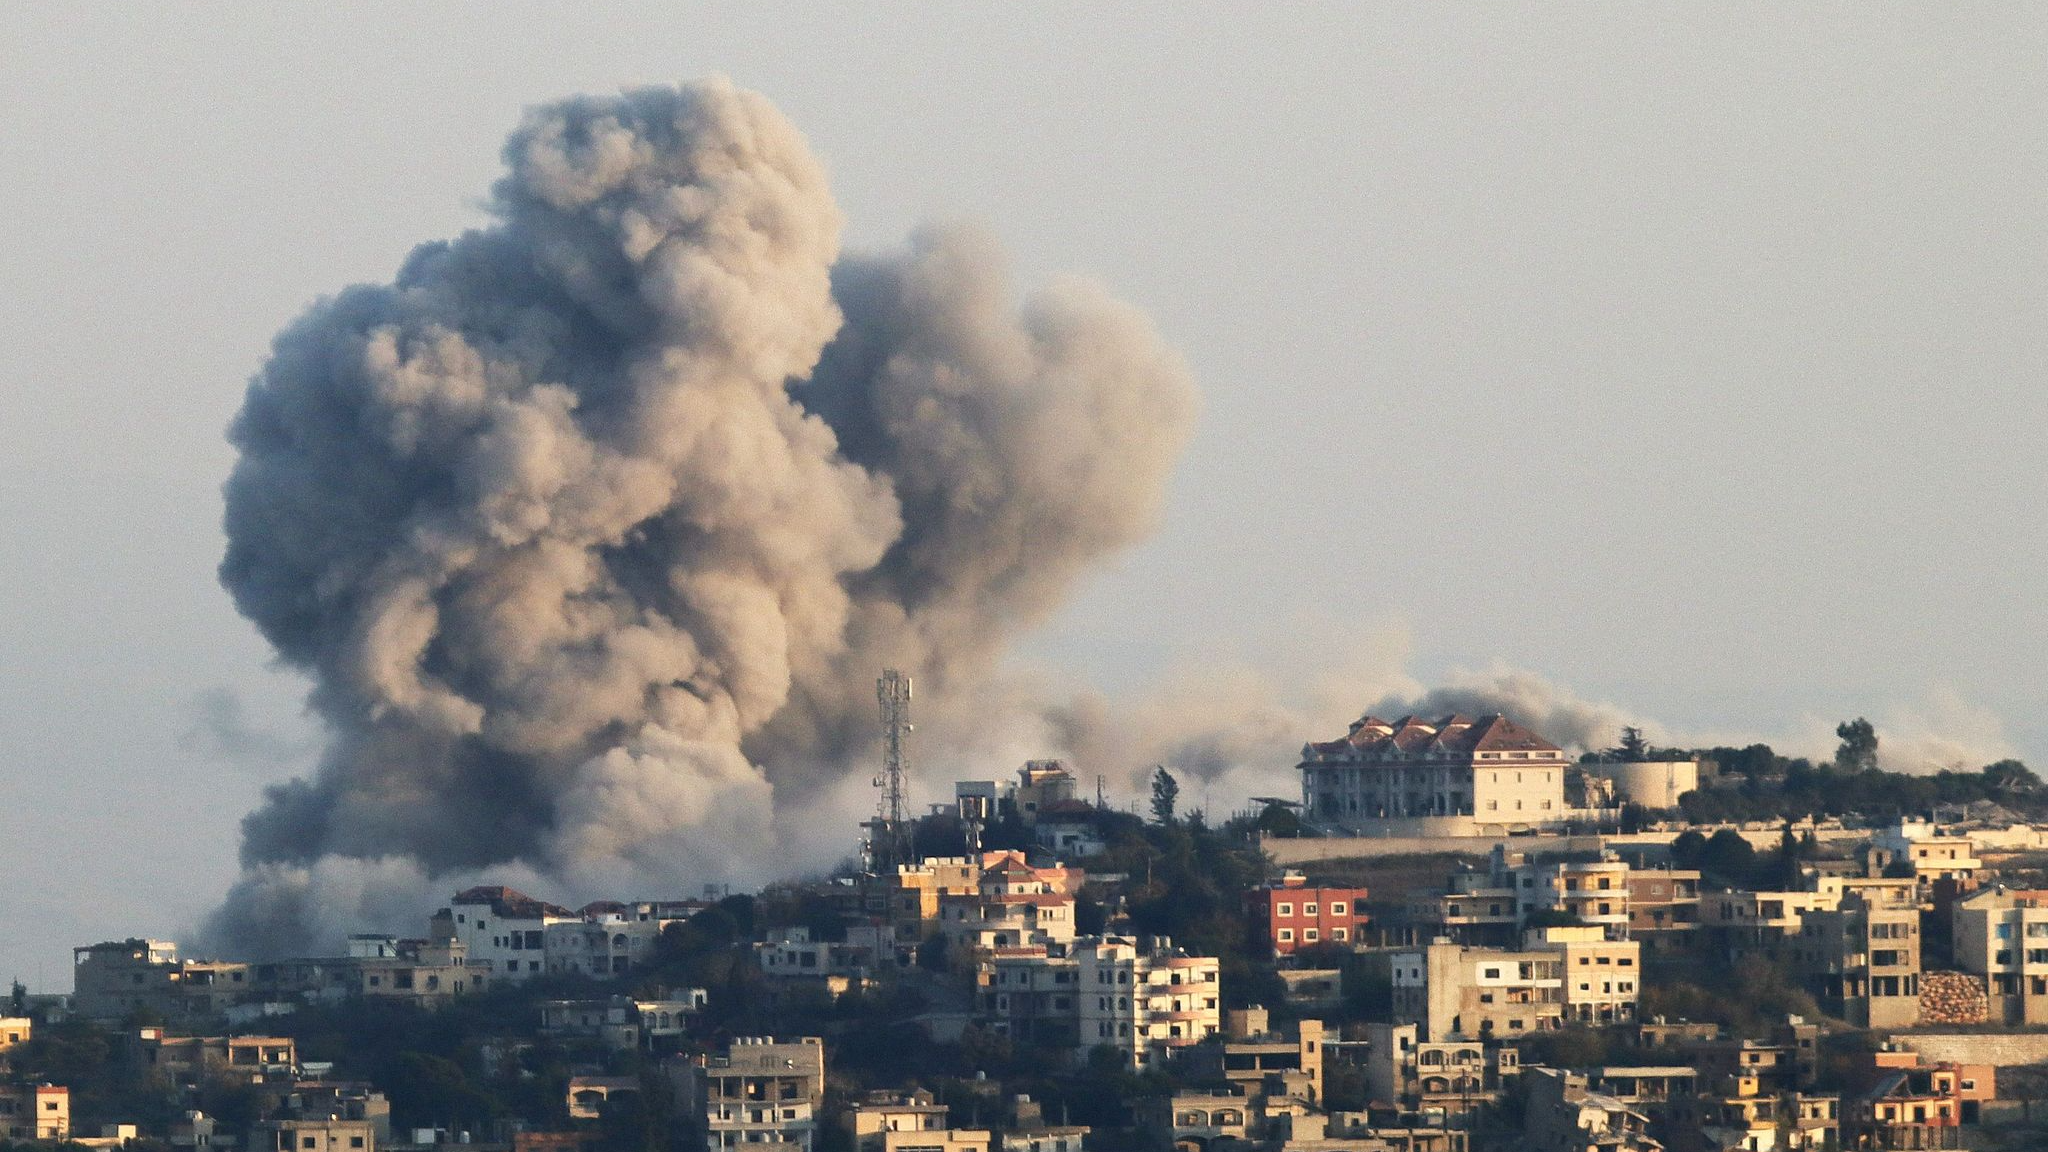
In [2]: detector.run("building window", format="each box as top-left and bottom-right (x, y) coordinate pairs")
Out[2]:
(1276, 904), (1293, 917)
(1331, 902), (1347, 916)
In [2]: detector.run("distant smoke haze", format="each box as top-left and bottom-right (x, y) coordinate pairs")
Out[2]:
(207, 79), (1195, 956)
(202, 79), (2017, 959)
(992, 654), (2026, 823)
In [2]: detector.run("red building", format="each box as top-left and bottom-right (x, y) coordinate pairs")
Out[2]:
(1245, 875), (1369, 956)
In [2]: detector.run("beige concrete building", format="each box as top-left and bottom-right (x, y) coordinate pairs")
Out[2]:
(678, 1037), (827, 1152)
(255, 1118), (375, 1152)
(1362, 1023), (1519, 1122)
(1522, 1069), (1661, 1152)
(1793, 893), (1921, 1028)
(1533, 925), (1643, 1027)
(567, 1076), (640, 1122)
(997, 1129), (1087, 1152)
(0, 1016), (28, 1054)
(0, 1084), (68, 1141)
(73, 939), (252, 1022)
(1299, 714), (1569, 835)
(889, 857), (983, 939)
(979, 951), (1081, 1051)
(1425, 849), (1649, 947)
(541, 992), (707, 1050)
(845, 1092), (989, 1152)
(1672, 1075), (1838, 1152)
(1700, 889), (1832, 956)
(1954, 885), (2048, 1024)
(1184, 1008), (1324, 1105)
(350, 940), (492, 1005)
(1390, 940), (1564, 1042)
(136, 1029), (298, 1086)
(1138, 1090), (1251, 1149)
(1870, 819), (1982, 891)
(1533, 860), (1632, 940)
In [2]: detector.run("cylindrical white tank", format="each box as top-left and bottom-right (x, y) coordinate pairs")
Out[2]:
(1588, 760), (1700, 809)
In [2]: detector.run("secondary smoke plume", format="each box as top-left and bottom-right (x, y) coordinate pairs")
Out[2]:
(210, 79), (1194, 956)
(1026, 657), (1655, 817)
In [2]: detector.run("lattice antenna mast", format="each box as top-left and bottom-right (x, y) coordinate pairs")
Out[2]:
(874, 669), (914, 869)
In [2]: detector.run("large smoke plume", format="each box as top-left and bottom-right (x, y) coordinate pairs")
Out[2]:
(209, 80), (1195, 956)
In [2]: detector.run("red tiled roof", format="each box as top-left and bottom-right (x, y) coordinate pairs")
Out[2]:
(452, 886), (575, 920)
(1306, 713), (1562, 759)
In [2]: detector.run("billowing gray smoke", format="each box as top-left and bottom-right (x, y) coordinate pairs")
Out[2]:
(209, 79), (1195, 956)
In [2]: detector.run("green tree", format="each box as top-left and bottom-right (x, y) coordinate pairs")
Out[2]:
(1701, 828), (1758, 885)
(1835, 718), (1879, 773)
(1254, 802), (1303, 837)
(1149, 766), (1180, 826)
(1670, 829), (1708, 869)
(1768, 821), (1803, 888)
(1616, 726), (1650, 763)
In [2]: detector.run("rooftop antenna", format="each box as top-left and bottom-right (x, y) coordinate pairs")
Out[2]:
(866, 669), (914, 872)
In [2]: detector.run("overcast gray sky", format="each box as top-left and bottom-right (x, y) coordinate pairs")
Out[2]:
(4, 5), (2046, 984)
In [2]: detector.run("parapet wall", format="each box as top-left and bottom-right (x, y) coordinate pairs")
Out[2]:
(1264, 834), (1612, 864)
(1263, 825), (1868, 864)
(1901, 1031), (2048, 1067)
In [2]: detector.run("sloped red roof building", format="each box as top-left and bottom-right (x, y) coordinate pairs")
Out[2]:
(1298, 713), (1569, 831)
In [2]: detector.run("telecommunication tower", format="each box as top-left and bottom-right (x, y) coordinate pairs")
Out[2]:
(866, 669), (914, 872)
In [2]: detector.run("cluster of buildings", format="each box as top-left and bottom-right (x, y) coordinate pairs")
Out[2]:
(0, 1016), (389, 1152)
(25, 713), (2048, 1152)
(70, 889), (720, 1024)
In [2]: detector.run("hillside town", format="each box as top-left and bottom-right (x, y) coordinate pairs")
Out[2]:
(13, 697), (2048, 1152)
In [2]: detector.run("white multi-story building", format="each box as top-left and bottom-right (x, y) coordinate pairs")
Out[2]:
(1870, 819), (1983, 890)
(1299, 714), (1569, 834)
(980, 936), (1220, 1068)
(433, 887), (577, 981)
(1075, 936), (1221, 1069)
(543, 916), (663, 979)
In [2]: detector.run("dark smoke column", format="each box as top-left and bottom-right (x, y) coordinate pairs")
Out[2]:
(209, 80), (1195, 956)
